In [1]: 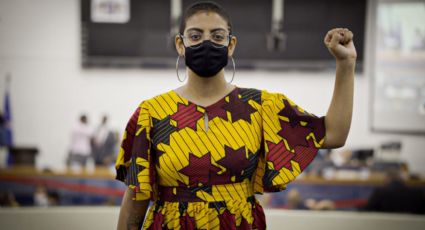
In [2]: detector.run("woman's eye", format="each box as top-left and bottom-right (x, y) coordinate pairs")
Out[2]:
(189, 34), (201, 41)
(213, 34), (225, 41)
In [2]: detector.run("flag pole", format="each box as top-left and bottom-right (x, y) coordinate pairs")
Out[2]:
(6, 73), (11, 90)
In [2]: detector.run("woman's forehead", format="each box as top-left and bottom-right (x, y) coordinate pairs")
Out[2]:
(185, 11), (228, 33)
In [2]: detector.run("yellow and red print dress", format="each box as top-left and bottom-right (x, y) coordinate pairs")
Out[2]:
(115, 86), (325, 230)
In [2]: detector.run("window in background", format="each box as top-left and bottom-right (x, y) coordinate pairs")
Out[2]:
(371, 0), (425, 134)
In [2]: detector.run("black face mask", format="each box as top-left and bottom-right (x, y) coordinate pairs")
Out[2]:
(184, 40), (229, 78)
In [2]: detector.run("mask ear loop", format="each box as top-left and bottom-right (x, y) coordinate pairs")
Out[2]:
(176, 55), (187, 82)
(228, 56), (236, 84)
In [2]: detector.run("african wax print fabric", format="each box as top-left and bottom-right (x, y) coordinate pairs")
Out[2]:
(116, 87), (326, 229)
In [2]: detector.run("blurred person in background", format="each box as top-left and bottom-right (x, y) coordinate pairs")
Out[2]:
(33, 185), (49, 207)
(92, 115), (118, 167)
(284, 188), (307, 210)
(33, 185), (60, 207)
(116, 1), (356, 229)
(363, 169), (425, 214)
(47, 191), (60, 206)
(304, 198), (336, 211)
(0, 191), (19, 207)
(67, 114), (93, 171)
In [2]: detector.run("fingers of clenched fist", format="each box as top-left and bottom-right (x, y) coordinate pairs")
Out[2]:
(324, 28), (356, 61)
(324, 28), (353, 48)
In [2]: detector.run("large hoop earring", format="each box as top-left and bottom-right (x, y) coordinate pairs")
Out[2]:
(228, 56), (236, 84)
(176, 56), (187, 82)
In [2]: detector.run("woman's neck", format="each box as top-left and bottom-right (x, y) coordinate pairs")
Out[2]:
(176, 69), (235, 104)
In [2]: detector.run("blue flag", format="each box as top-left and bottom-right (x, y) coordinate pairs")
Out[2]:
(4, 90), (13, 146)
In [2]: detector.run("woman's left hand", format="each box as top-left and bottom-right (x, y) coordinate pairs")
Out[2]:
(324, 28), (357, 63)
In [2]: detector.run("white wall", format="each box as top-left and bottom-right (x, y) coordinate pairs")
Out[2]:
(0, 0), (424, 173)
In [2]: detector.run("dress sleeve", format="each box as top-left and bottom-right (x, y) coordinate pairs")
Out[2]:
(115, 101), (157, 201)
(253, 90), (326, 194)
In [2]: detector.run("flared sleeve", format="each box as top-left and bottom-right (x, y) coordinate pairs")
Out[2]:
(253, 90), (326, 194)
(115, 101), (157, 201)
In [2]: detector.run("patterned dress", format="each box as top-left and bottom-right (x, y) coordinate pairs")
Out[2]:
(115, 86), (325, 230)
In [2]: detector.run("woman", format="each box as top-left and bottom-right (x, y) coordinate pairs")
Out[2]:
(116, 1), (355, 229)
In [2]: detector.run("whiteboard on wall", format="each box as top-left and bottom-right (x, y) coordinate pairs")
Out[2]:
(371, 0), (425, 134)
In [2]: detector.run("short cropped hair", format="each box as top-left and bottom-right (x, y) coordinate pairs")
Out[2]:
(179, 1), (232, 35)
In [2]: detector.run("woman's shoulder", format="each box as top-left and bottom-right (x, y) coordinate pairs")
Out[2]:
(136, 90), (177, 108)
(132, 90), (183, 121)
(236, 87), (286, 104)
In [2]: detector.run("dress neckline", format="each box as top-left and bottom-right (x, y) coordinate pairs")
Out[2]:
(171, 85), (238, 110)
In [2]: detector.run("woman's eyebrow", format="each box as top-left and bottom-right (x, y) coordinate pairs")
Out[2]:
(210, 28), (227, 33)
(186, 28), (203, 33)
(186, 27), (227, 33)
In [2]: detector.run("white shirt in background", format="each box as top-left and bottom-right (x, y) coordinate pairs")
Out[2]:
(69, 122), (93, 156)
